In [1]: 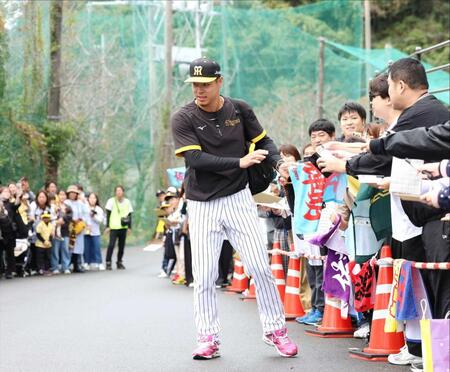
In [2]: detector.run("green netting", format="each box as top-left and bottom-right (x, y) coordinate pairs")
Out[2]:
(327, 40), (450, 105)
(1, 0), (448, 235)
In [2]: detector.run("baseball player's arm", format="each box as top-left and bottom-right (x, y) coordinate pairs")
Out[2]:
(256, 135), (282, 168)
(184, 149), (268, 171)
(237, 100), (282, 169)
(184, 150), (240, 171)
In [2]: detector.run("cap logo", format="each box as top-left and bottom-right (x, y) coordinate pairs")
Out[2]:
(193, 66), (203, 76)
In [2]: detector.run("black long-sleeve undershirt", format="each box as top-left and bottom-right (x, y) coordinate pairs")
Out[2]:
(184, 150), (240, 172)
(369, 121), (450, 161)
(183, 133), (282, 173)
(256, 135), (282, 169)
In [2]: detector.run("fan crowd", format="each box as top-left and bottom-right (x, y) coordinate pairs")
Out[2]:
(0, 181), (134, 278)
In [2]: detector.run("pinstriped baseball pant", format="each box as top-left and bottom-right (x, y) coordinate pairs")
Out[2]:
(188, 187), (286, 336)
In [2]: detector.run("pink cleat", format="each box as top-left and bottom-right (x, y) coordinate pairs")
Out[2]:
(192, 335), (220, 360)
(263, 328), (298, 357)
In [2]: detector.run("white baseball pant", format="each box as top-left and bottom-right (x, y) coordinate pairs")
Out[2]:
(188, 187), (286, 336)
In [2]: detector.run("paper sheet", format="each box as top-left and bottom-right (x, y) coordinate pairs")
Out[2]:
(390, 157), (423, 198)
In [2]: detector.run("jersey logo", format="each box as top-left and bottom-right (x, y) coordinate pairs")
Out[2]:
(197, 125), (207, 131)
(193, 66), (203, 76)
(225, 118), (240, 127)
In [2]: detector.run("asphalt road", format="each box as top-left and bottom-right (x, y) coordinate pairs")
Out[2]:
(0, 246), (409, 372)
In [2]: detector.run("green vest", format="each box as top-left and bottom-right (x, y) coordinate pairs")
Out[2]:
(110, 198), (131, 230)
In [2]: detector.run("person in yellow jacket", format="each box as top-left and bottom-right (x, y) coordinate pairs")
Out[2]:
(35, 212), (54, 275)
(104, 185), (133, 270)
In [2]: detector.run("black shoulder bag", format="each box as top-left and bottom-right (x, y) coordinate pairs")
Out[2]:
(114, 199), (130, 227)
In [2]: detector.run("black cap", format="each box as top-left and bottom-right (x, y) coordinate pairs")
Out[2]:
(155, 189), (165, 197)
(184, 57), (221, 83)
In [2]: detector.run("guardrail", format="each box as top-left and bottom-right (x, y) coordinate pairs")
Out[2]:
(411, 40), (449, 96)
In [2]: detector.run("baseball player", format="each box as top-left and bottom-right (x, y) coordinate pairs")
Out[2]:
(171, 58), (298, 360)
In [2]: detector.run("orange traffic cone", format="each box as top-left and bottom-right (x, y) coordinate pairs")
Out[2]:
(226, 258), (248, 293)
(349, 245), (405, 361)
(240, 278), (257, 301)
(284, 251), (305, 320)
(271, 242), (286, 303)
(305, 294), (354, 338)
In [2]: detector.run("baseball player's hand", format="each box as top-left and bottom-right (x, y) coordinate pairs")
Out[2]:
(239, 149), (268, 168)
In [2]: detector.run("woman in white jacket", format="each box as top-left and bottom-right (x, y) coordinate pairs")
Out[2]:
(84, 193), (105, 270)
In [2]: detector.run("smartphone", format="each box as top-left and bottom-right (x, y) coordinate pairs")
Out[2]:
(304, 152), (332, 178)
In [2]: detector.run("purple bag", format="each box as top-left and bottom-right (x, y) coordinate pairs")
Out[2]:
(420, 299), (450, 372)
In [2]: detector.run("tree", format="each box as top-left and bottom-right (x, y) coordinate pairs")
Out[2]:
(371, 0), (450, 65)
(47, 0), (63, 121)
(43, 0), (64, 182)
(0, 13), (7, 99)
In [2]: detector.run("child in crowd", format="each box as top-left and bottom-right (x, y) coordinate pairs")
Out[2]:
(285, 143), (314, 312)
(294, 119), (336, 326)
(277, 144), (302, 272)
(154, 190), (167, 240)
(267, 182), (290, 274)
(35, 212), (54, 276)
(158, 201), (173, 278)
(29, 190), (53, 274)
(338, 102), (366, 141)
